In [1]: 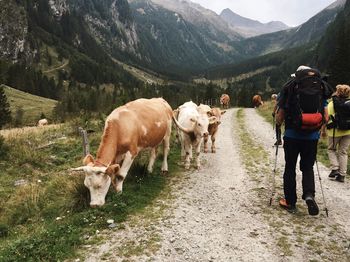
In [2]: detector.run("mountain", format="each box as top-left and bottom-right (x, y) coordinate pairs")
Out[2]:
(220, 8), (289, 37)
(143, 0), (242, 41)
(128, 0), (245, 74)
(231, 0), (346, 58)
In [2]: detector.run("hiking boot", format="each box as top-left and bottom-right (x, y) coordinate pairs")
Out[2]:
(279, 198), (297, 214)
(335, 174), (345, 183)
(329, 169), (340, 179)
(305, 195), (319, 216)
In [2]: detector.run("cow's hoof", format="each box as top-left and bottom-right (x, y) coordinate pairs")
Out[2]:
(196, 166), (201, 170)
(162, 170), (169, 175)
(204, 149), (208, 153)
(212, 149), (216, 153)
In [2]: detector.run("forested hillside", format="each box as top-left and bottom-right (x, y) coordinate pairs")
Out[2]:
(198, 0), (350, 107)
(229, 0), (345, 58)
(316, 0), (350, 86)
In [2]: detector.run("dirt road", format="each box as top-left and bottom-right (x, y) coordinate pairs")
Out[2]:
(82, 108), (350, 261)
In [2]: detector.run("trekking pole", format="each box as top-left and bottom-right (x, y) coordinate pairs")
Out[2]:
(315, 159), (329, 217)
(269, 142), (278, 206)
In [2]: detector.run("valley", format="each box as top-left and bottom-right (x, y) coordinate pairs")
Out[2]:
(0, 0), (350, 261)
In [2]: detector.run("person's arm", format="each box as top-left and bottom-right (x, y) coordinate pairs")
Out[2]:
(321, 106), (328, 138)
(276, 108), (285, 126)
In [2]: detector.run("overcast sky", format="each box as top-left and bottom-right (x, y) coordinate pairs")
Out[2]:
(190, 0), (337, 26)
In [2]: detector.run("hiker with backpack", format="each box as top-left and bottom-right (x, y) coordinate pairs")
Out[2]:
(276, 65), (334, 215)
(326, 84), (350, 183)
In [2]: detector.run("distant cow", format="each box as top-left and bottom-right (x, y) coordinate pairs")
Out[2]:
(204, 108), (226, 153)
(37, 119), (48, 126)
(252, 95), (264, 108)
(271, 94), (278, 101)
(71, 98), (173, 207)
(220, 94), (230, 109)
(173, 101), (216, 169)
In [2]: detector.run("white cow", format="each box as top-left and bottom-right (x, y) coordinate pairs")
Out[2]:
(173, 101), (216, 169)
(37, 118), (48, 127)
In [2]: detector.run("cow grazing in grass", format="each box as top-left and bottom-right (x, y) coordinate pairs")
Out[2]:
(271, 94), (278, 101)
(37, 118), (48, 127)
(71, 98), (173, 207)
(173, 101), (216, 169)
(252, 95), (264, 108)
(203, 107), (226, 153)
(220, 94), (230, 109)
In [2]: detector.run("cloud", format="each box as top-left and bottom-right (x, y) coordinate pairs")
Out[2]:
(190, 0), (336, 26)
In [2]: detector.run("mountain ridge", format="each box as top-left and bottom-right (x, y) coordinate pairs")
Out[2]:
(220, 8), (289, 37)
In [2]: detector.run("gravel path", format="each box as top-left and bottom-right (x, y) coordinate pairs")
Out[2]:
(81, 108), (350, 261)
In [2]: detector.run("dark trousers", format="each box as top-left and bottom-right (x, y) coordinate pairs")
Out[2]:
(283, 137), (318, 206)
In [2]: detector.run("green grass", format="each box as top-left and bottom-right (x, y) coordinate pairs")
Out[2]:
(2, 85), (57, 126)
(0, 120), (181, 261)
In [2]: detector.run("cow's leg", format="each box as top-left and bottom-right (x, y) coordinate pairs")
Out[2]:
(148, 147), (157, 173)
(184, 143), (192, 170)
(203, 135), (209, 153)
(194, 140), (202, 169)
(161, 123), (171, 173)
(180, 133), (186, 161)
(116, 151), (136, 193)
(211, 131), (218, 153)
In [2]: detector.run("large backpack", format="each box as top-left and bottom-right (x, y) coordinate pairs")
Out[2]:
(283, 69), (325, 132)
(329, 96), (350, 130)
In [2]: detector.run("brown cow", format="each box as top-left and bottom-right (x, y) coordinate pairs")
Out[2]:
(220, 94), (230, 109)
(203, 107), (226, 153)
(71, 98), (173, 207)
(252, 95), (264, 108)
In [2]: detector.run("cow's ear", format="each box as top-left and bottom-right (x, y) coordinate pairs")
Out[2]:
(83, 154), (95, 165)
(221, 110), (226, 115)
(207, 111), (214, 117)
(209, 116), (217, 124)
(190, 117), (197, 123)
(105, 164), (120, 176)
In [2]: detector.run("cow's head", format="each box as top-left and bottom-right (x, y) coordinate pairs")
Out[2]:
(71, 154), (120, 207)
(191, 115), (217, 137)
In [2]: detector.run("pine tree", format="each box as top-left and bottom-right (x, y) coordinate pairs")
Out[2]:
(0, 85), (12, 129)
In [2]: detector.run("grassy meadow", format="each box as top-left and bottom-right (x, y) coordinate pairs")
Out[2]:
(2, 85), (58, 126)
(0, 118), (182, 261)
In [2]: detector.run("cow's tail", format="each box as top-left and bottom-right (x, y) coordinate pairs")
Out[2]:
(172, 115), (193, 134)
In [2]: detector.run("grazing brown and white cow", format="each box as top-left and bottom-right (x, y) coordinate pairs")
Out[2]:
(71, 98), (173, 207)
(37, 118), (48, 126)
(271, 93), (278, 101)
(203, 108), (226, 153)
(220, 94), (230, 109)
(173, 101), (216, 169)
(252, 95), (264, 108)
